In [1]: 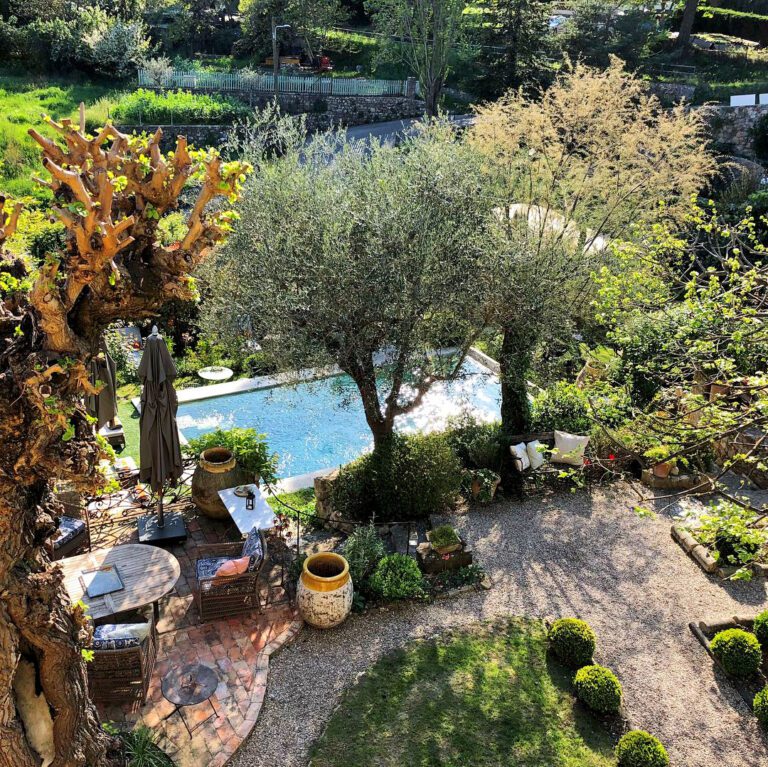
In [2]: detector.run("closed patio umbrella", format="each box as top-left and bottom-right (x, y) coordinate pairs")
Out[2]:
(137, 326), (187, 544)
(86, 338), (118, 430)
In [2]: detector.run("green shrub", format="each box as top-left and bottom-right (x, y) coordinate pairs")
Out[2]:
(112, 89), (251, 125)
(547, 618), (596, 669)
(443, 414), (501, 469)
(754, 685), (768, 728)
(121, 724), (173, 767)
(341, 523), (385, 586)
(615, 731), (669, 767)
(369, 554), (425, 600)
(531, 382), (591, 434)
(573, 664), (623, 714)
(754, 611), (768, 648)
(330, 433), (462, 522)
(429, 524), (460, 550)
(692, 501), (768, 570)
(710, 628), (762, 678)
(185, 427), (278, 485)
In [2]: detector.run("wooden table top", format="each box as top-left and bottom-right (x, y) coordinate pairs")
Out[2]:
(58, 544), (181, 621)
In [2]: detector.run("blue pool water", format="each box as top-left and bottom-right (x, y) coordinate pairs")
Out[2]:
(177, 358), (501, 479)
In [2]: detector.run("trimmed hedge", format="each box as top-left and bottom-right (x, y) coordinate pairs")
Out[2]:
(754, 610), (768, 648)
(695, 6), (768, 46)
(573, 664), (623, 714)
(754, 685), (768, 728)
(710, 628), (762, 678)
(615, 731), (669, 767)
(547, 618), (596, 669)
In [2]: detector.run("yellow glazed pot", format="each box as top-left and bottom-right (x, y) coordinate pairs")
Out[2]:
(296, 552), (353, 629)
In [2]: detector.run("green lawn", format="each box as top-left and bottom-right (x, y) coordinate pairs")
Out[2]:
(0, 71), (122, 201)
(116, 397), (141, 464)
(310, 618), (617, 767)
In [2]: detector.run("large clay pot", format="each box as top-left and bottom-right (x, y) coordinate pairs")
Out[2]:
(191, 447), (250, 520)
(296, 552), (353, 629)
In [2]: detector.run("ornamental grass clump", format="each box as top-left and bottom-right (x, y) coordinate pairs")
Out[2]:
(754, 685), (768, 728)
(710, 628), (762, 678)
(573, 664), (623, 714)
(370, 554), (425, 600)
(547, 618), (596, 669)
(341, 523), (385, 587)
(615, 731), (669, 767)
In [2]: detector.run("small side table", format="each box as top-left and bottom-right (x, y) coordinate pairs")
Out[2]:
(197, 366), (234, 382)
(161, 663), (219, 735)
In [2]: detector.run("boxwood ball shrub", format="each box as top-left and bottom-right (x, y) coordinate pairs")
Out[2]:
(710, 628), (762, 678)
(573, 664), (622, 714)
(615, 731), (669, 767)
(754, 610), (768, 647)
(754, 685), (768, 728)
(369, 554), (425, 600)
(547, 618), (596, 668)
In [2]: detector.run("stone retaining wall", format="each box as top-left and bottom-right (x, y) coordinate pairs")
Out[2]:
(714, 426), (768, 489)
(702, 105), (766, 161)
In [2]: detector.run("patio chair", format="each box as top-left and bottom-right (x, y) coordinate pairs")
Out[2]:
(49, 489), (90, 560)
(194, 527), (268, 623)
(87, 609), (158, 704)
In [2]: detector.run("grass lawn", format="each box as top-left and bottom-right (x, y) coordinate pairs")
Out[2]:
(0, 70), (122, 201)
(116, 395), (141, 464)
(310, 618), (617, 767)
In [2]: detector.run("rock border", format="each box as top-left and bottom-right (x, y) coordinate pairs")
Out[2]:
(671, 525), (768, 579)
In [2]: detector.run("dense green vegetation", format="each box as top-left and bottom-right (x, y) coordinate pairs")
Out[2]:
(310, 619), (617, 767)
(112, 88), (251, 125)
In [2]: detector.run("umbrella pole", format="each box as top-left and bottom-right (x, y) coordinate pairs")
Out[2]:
(157, 487), (165, 529)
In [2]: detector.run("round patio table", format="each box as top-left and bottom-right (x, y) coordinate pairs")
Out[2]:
(197, 365), (233, 382)
(59, 543), (180, 621)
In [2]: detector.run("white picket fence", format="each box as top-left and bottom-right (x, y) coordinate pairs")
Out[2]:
(730, 93), (768, 107)
(138, 69), (411, 97)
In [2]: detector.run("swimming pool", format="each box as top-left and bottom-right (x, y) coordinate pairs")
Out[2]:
(176, 357), (501, 480)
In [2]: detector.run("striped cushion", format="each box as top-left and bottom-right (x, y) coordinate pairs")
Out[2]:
(52, 516), (85, 549)
(241, 527), (263, 572)
(92, 623), (149, 650)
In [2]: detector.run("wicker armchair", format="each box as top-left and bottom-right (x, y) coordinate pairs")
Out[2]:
(194, 532), (268, 623)
(87, 610), (158, 704)
(49, 489), (90, 560)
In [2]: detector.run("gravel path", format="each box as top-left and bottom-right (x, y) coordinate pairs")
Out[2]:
(234, 483), (768, 767)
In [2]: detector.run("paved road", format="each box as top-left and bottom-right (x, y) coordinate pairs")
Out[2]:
(342, 113), (475, 146)
(234, 482), (768, 767)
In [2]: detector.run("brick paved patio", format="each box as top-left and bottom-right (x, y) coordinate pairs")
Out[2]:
(84, 486), (303, 766)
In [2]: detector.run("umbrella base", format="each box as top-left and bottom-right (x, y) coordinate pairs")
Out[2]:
(137, 511), (188, 546)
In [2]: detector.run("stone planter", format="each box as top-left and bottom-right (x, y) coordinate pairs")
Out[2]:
(296, 552), (353, 629)
(191, 447), (250, 520)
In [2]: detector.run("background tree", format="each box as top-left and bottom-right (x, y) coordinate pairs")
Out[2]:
(237, 0), (346, 60)
(677, 0), (699, 48)
(203, 121), (494, 454)
(366, 0), (465, 116)
(0, 122), (247, 766)
(473, 0), (551, 97)
(469, 60), (715, 450)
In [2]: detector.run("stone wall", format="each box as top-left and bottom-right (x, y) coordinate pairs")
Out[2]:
(701, 104), (766, 161)
(714, 426), (768, 489)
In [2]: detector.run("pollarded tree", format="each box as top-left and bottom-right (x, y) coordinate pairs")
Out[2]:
(469, 59), (715, 441)
(203, 121), (495, 453)
(0, 120), (248, 766)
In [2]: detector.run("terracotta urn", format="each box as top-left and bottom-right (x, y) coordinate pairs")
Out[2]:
(191, 447), (250, 520)
(296, 552), (353, 629)
(652, 462), (672, 479)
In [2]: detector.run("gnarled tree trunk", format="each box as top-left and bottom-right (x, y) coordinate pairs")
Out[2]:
(0, 121), (248, 765)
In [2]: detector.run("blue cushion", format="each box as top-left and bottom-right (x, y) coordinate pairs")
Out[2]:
(92, 623), (149, 650)
(241, 527), (263, 572)
(196, 557), (231, 581)
(53, 516), (85, 549)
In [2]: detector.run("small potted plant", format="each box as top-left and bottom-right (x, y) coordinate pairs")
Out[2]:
(644, 445), (676, 479)
(462, 468), (501, 504)
(426, 524), (462, 555)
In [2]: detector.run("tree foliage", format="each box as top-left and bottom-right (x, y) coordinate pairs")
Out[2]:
(203, 118), (495, 450)
(0, 122), (248, 766)
(468, 59), (715, 444)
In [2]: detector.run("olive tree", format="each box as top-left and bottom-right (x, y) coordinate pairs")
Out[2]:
(469, 59), (715, 440)
(203, 121), (495, 453)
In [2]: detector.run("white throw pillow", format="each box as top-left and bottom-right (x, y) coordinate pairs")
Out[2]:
(526, 440), (546, 470)
(509, 442), (530, 472)
(552, 430), (589, 466)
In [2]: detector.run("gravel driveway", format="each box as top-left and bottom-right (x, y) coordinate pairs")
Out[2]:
(234, 483), (768, 767)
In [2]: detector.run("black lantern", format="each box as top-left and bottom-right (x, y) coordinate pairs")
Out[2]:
(246, 490), (255, 510)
